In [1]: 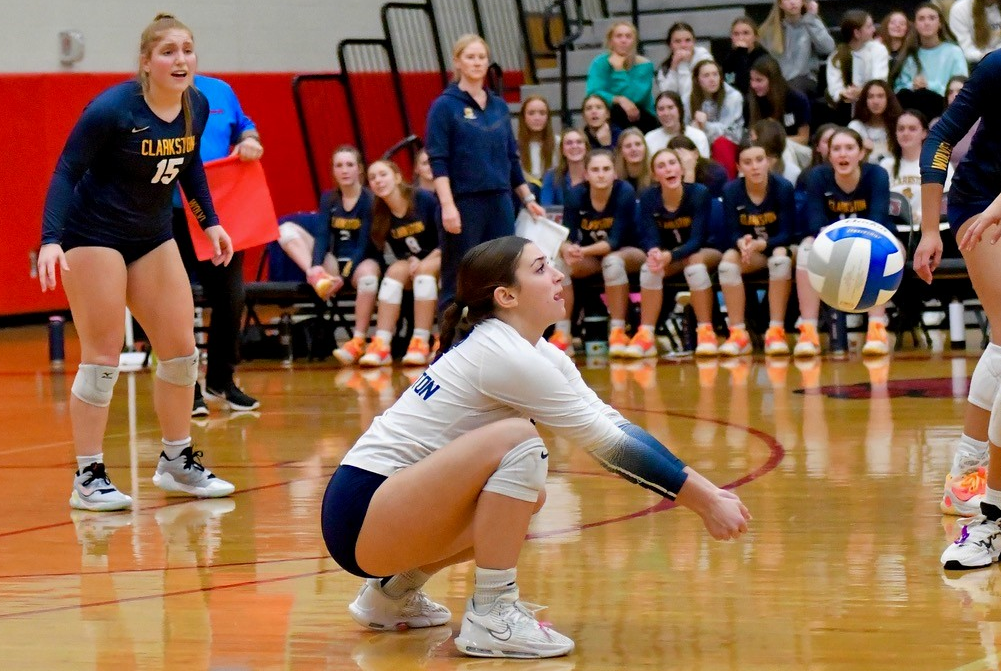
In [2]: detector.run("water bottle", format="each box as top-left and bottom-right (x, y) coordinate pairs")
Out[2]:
(949, 299), (965, 350)
(48, 315), (65, 371)
(582, 314), (609, 359)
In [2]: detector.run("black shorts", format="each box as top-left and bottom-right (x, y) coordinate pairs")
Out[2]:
(62, 230), (173, 266)
(320, 464), (389, 579)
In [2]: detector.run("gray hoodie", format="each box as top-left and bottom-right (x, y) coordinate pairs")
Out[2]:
(777, 14), (835, 83)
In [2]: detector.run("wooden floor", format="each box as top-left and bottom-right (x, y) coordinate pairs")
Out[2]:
(1, 322), (998, 670)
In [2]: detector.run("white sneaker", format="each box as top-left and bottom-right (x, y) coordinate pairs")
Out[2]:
(455, 591), (574, 659)
(941, 514), (1001, 570)
(348, 578), (452, 630)
(152, 446), (235, 498)
(69, 463), (133, 511)
(941, 443), (990, 516)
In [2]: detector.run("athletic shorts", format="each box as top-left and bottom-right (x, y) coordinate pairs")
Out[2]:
(320, 464), (389, 579)
(947, 200), (990, 238)
(62, 230), (173, 266)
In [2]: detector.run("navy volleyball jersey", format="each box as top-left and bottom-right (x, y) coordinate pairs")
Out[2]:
(42, 80), (217, 245)
(722, 173), (796, 252)
(637, 182), (710, 260)
(804, 163), (890, 237)
(386, 189), (440, 261)
(562, 180), (636, 250)
(314, 188), (375, 276)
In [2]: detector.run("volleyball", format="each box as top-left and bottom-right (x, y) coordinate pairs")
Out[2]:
(806, 218), (906, 313)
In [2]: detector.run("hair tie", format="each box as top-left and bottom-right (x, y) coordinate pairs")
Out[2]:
(460, 305), (469, 320)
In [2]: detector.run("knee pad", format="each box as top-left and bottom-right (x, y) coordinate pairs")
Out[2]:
(155, 351), (199, 387)
(553, 256), (572, 287)
(356, 274), (379, 295)
(683, 263), (712, 291)
(601, 255), (628, 287)
(971, 342), (1001, 410)
(278, 221), (304, 245)
(639, 263), (664, 290)
(71, 364), (120, 407)
(796, 239), (813, 269)
(413, 274), (438, 302)
(768, 254), (792, 280)
(377, 277), (404, 304)
(483, 437), (550, 503)
(718, 260), (743, 286)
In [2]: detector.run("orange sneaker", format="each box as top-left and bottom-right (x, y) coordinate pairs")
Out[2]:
(719, 328), (751, 356)
(401, 336), (430, 366)
(764, 326), (790, 356)
(548, 330), (575, 356)
(358, 336), (391, 367)
(608, 327), (630, 358)
(624, 328), (657, 358)
(862, 320), (889, 356)
(942, 467), (987, 516)
(695, 324), (718, 357)
(793, 322), (820, 357)
(333, 336), (366, 365)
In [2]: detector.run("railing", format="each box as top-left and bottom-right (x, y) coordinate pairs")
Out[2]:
(543, 0), (586, 127)
(291, 73), (361, 202)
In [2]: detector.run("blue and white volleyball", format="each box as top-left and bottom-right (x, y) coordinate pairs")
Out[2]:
(806, 218), (906, 313)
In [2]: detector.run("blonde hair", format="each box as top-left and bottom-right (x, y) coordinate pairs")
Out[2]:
(614, 128), (651, 191)
(138, 13), (194, 137)
(605, 21), (639, 69)
(555, 128), (591, 185)
(758, 0), (790, 55)
(452, 34), (490, 81)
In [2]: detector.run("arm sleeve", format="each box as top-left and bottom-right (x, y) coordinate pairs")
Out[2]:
(637, 188), (659, 251)
(921, 49), (998, 184)
(425, 98), (451, 179)
(230, 92), (256, 145)
(870, 42), (890, 82)
(177, 153), (220, 230)
(311, 191), (334, 267)
(607, 182), (636, 250)
(481, 345), (689, 499)
(673, 186), (709, 259)
(585, 54), (615, 107)
(766, 178), (796, 251)
(40, 97), (116, 245)
(805, 13), (836, 56)
(867, 165), (891, 226)
(704, 90), (745, 142)
(507, 115), (527, 190)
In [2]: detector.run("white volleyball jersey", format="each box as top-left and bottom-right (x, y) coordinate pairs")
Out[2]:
(341, 318), (626, 477)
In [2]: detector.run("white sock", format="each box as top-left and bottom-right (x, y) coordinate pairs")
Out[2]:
(984, 486), (1001, 510)
(161, 437), (192, 460)
(555, 320), (571, 335)
(730, 323), (745, 332)
(413, 329), (431, 343)
(375, 329), (393, 344)
(869, 315), (888, 326)
(802, 319), (818, 327)
(952, 434), (989, 477)
(769, 320), (782, 328)
(638, 324), (654, 334)
(473, 567), (517, 610)
(352, 329), (366, 340)
(76, 453), (102, 472)
(610, 319), (626, 330)
(380, 568), (431, 598)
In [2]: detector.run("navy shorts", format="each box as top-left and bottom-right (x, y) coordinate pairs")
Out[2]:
(63, 230), (173, 266)
(321, 464), (389, 579)
(947, 200), (990, 238)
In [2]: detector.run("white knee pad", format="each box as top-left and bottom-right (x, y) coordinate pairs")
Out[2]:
(768, 255), (792, 280)
(639, 263), (664, 290)
(71, 364), (120, 407)
(796, 239), (813, 269)
(483, 437), (550, 503)
(601, 255), (628, 287)
(356, 274), (379, 295)
(683, 263), (712, 291)
(155, 352), (199, 387)
(718, 260), (743, 286)
(278, 221), (305, 245)
(377, 277), (404, 304)
(413, 274), (438, 302)
(553, 256), (572, 287)
(970, 342), (1001, 410)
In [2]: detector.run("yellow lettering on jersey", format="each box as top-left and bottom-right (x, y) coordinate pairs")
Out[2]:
(187, 198), (206, 224)
(332, 217), (361, 231)
(827, 198), (868, 214)
(580, 216), (614, 231)
(658, 216), (692, 230)
(739, 212), (777, 228)
(930, 142), (952, 172)
(141, 135), (196, 157)
(391, 221), (425, 239)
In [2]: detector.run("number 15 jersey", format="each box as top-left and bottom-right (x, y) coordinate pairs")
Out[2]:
(42, 80), (218, 246)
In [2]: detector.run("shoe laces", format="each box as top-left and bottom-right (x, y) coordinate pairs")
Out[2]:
(180, 447), (207, 473)
(954, 514), (1001, 544)
(765, 326), (784, 342)
(500, 597), (553, 630)
(80, 463), (112, 488)
(954, 467), (988, 497)
(401, 589), (446, 616)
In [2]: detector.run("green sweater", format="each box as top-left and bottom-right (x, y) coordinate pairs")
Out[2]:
(585, 52), (656, 117)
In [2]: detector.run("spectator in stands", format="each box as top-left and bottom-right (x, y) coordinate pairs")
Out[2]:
(751, 118), (802, 183)
(655, 22), (712, 118)
(644, 90), (710, 157)
(541, 129), (590, 207)
(949, 0), (1001, 63)
(551, 150), (639, 355)
(717, 140), (796, 357)
(170, 74), (262, 415)
(881, 109), (950, 223)
(413, 148), (435, 192)
(799, 128), (891, 356)
(586, 21), (658, 134)
(891, 3), (967, 120)
(877, 9), (912, 65)
(722, 16), (771, 96)
(932, 75), (976, 169)
(359, 160), (441, 367)
(826, 10), (890, 123)
(516, 96), (557, 199)
(614, 128), (652, 192)
(848, 80), (903, 163)
(277, 146), (382, 367)
(689, 59), (745, 178)
(426, 34), (545, 309)
(635, 148), (722, 357)
(747, 55), (811, 148)
(581, 94), (621, 150)
(758, 0), (835, 95)
(668, 135), (729, 198)
(796, 122), (839, 189)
